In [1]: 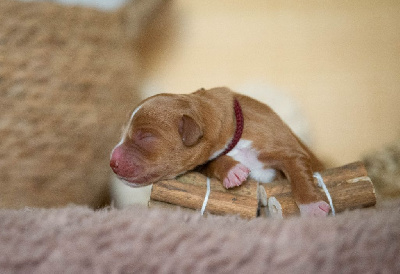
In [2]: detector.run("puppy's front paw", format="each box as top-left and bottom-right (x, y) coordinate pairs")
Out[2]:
(223, 163), (250, 189)
(298, 201), (331, 217)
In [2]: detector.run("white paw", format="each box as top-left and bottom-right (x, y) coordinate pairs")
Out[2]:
(298, 201), (331, 217)
(223, 163), (250, 189)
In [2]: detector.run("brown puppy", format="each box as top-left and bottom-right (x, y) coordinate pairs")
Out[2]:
(110, 87), (330, 217)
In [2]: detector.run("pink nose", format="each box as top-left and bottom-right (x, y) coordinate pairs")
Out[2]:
(110, 146), (124, 174)
(110, 157), (119, 172)
(110, 145), (140, 179)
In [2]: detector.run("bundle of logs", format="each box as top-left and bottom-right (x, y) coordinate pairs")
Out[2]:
(149, 161), (376, 219)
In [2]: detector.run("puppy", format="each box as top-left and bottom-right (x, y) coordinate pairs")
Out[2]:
(110, 87), (330, 217)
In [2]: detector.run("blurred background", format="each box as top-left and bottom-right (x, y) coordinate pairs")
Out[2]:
(138, 0), (400, 166)
(1, 0), (399, 209)
(57, 0), (400, 165)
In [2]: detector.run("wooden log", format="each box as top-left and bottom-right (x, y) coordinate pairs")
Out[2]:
(263, 161), (368, 197)
(266, 162), (376, 218)
(318, 161), (368, 182)
(150, 172), (259, 219)
(268, 194), (300, 217)
(149, 161), (376, 219)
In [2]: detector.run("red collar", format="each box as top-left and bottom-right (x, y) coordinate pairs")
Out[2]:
(218, 98), (244, 157)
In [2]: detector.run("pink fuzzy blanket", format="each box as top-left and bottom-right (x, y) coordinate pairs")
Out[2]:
(1, 200), (399, 273)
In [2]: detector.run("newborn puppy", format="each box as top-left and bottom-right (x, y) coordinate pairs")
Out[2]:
(110, 87), (330, 217)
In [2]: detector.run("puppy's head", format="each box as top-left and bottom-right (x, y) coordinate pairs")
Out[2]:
(110, 94), (208, 187)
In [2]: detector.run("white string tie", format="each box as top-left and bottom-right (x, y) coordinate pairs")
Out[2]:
(200, 177), (211, 215)
(313, 172), (335, 216)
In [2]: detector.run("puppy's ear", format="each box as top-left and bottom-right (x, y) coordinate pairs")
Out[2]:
(178, 115), (203, 146)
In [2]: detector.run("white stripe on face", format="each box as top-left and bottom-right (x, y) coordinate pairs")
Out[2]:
(130, 104), (143, 121)
(118, 104), (142, 145)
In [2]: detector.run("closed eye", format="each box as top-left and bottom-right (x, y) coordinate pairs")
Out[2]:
(133, 130), (158, 151)
(138, 132), (154, 140)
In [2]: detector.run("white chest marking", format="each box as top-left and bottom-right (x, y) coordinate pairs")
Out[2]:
(227, 139), (277, 183)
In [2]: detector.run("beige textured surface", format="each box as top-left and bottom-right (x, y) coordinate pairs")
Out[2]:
(141, 0), (400, 165)
(0, 201), (399, 272)
(0, 0), (168, 208)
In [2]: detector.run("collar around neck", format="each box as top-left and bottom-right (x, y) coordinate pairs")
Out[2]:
(218, 98), (244, 157)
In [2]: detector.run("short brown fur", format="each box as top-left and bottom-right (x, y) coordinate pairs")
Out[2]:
(111, 87), (328, 213)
